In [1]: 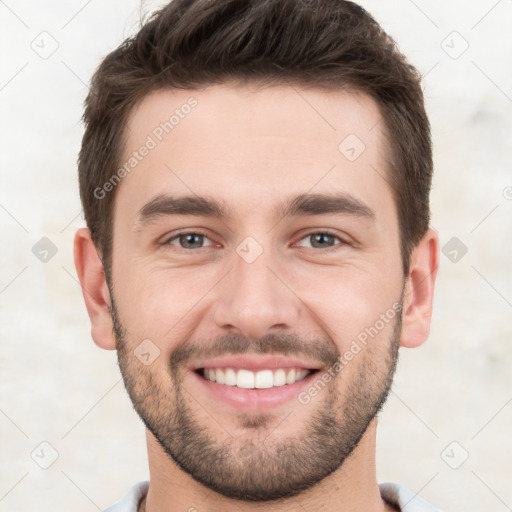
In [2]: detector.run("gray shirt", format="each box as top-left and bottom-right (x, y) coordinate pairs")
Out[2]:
(104, 481), (442, 511)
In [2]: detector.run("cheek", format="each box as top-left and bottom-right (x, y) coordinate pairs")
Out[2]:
(291, 265), (402, 350)
(114, 265), (218, 345)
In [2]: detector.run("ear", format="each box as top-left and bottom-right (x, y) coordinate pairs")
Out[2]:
(400, 228), (439, 348)
(73, 228), (116, 350)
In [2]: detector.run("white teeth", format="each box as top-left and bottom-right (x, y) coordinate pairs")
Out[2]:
(285, 369), (296, 385)
(237, 369), (254, 389)
(224, 368), (237, 386)
(201, 367), (312, 389)
(296, 369), (309, 381)
(215, 368), (225, 384)
(273, 369), (287, 387)
(255, 369), (273, 389)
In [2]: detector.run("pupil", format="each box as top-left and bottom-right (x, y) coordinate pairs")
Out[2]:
(181, 233), (203, 248)
(178, 233), (335, 249)
(312, 233), (333, 248)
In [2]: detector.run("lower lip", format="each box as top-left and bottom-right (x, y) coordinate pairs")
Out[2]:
(190, 370), (319, 410)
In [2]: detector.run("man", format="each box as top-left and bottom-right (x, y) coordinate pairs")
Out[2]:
(73, 0), (440, 510)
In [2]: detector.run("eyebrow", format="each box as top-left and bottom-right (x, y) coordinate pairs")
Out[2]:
(135, 192), (375, 226)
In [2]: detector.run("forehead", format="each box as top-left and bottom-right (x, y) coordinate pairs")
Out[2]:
(124, 82), (385, 156)
(116, 83), (393, 223)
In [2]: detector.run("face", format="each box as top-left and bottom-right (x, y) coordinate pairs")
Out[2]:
(110, 83), (405, 501)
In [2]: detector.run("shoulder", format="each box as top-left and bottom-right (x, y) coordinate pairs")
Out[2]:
(379, 482), (443, 512)
(103, 481), (149, 512)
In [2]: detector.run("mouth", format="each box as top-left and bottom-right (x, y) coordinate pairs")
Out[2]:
(194, 366), (316, 389)
(189, 355), (323, 409)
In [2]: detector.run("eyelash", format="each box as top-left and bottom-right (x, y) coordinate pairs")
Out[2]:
(163, 230), (349, 251)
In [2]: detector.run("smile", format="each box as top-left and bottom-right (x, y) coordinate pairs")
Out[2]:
(189, 354), (323, 409)
(199, 367), (313, 389)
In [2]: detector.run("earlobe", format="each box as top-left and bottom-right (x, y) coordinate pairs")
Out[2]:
(73, 228), (116, 350)
(399, 228), (439, 348)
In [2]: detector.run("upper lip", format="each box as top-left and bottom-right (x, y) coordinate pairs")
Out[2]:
(189, 355), (324, 372)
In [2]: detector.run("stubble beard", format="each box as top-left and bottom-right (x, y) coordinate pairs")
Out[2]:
(112, 295), (401, 502)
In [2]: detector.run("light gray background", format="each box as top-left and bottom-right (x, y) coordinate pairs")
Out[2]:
(1, 1), (511, 510)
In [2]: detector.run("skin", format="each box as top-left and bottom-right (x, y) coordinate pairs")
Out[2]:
(74, 83), (439, 512)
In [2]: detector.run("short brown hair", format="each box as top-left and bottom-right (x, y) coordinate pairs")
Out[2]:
(79, 0), (432, 277)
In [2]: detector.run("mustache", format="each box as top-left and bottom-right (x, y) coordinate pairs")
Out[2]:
(170, 332), (340, 371)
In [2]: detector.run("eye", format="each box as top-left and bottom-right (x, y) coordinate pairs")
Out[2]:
(163, 230), (347, 251)
(166, 232), (216, 250)
(296, 231), (346, 249)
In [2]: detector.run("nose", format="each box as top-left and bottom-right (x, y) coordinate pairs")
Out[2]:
(212, 246), (300, 340)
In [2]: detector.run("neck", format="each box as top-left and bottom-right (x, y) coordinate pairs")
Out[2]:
(140, 417), (395, 512)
